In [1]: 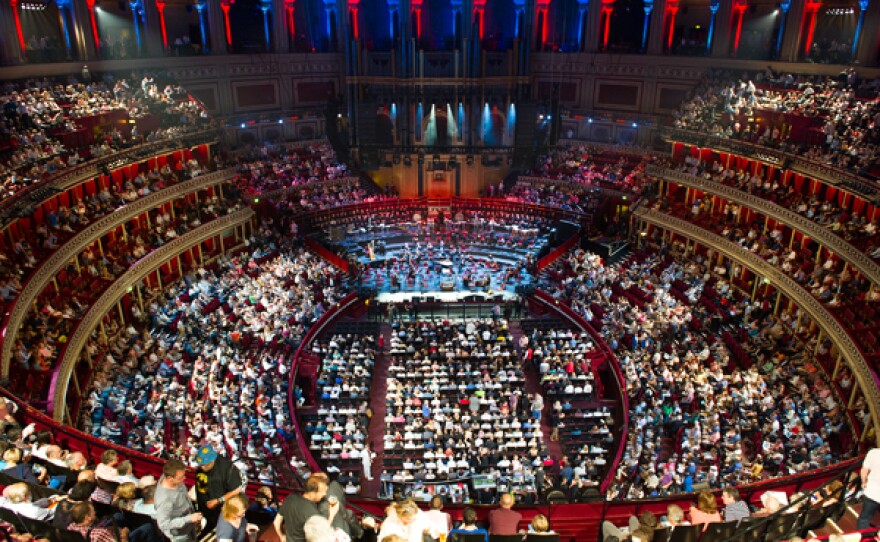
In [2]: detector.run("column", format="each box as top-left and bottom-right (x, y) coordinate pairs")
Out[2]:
(774, 0), (791, 58)
(323, 0), (337, 51)
(206, 0), (226, 53)
(473, 0), (486, 40)
(55, 0), (74, 59)
(411, 0), (422, 41)
(149, 0), (168, 54)
(801, 0), (821, 58)
(640, 0), (653, 50)
(81, 0), (101, 57)
(7, 0), (27, 61)
(534, 0), (550, 50)
(451, 0), (462, 41)
(851, 0), (868, 58)
(129, 0), (144, 54)
(388, 0), (399, 42)
(599, 0), (614, 50)
(194, 0), (210, 52)
(777, 0), (805, 61)
(512, 0), (526, 38)
(708, 0), (726, 55)
(348, 0), (360, 39)
(282, 0), (294, 51)
(0, 0), (24, 63)
(218, 0), (232, 49)
(272, 0), (288, 52)
(646, 0), (668, 53)
(259, 0), (272, 51)
(576, 0), (589, 50)
(855, 0), (879, 65)
(585, 0), (603, 50)
(731, 0), (747, 55)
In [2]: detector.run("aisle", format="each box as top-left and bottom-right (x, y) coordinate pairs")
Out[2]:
(360, 323), (393, 497)
(510, 320), (564, 478)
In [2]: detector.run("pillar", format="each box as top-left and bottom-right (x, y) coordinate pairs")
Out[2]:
(648, 0), (671, 53)
(777, 0), (805, 61)
(150, 0), (169, 53)
(641, 0), (654, 50)
(774, 0), (791, 57)
(55, 0), (74, 59)
(709, 0), (728, 56)
(535, 0), (550, 50)
(259, 0), (272, 51)
(473, 0), (486, 40)
(348, 0), (360, 40)
(411, 0), (422, 41)
(801, 0), (822, 58)
(272, 0), (288, 52)
(7, 0), (27, 61)
(585, 0), (603, 50)
(80, 0), (101, 57)
(731, 0), (747, 55)
(599, 0), (614, 50)
(855, 0), (879, 65)
(576, 0), (589, 50)
(218, 0), (232, 50)
(323, 0), (338, 50)
(129, 0), (144, 54)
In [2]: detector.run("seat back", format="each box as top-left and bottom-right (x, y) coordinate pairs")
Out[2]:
(450, 533), (489, 542)
(666, 524), (702, 542)
(734, 518), (769, 542)
(524, 534), (559, 542)
(764, 513), (799, 541)
(488, 535), (524, 542)
(651, 526), (671, 542)
(700, 521), (739, 542)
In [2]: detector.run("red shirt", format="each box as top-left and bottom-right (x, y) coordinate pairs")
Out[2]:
(489, 508), (523, 535)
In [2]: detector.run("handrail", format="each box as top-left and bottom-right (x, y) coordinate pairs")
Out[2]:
(536, 233), (580, 272)
(51, 207), (255, 419)
(633, 206), (880, 439)
(285, 292), (361, 475)
(0, 129), (218, 226)
(529, 290), (629, 495)
(646, 164), (880, 288)
(662, 127), (880, 201)
(0, 168), (237, 379)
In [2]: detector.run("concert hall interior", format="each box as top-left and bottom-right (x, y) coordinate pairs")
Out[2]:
(0, 1), (879, 541)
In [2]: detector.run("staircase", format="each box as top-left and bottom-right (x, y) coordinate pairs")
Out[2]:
(360, 323), (393, 497)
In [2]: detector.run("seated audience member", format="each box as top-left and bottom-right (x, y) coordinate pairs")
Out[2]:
(489, 493), (523, 534)
(53, 480), (97, 528)
(753, 491), (788, 517)
(423, 496), (452, 540)
(529, 514), (556, 535)
(67, 501), (126, 542)
(448, 507), (488, 542)
(377, 499), (435, 542)
(95, 450), (121, 481)
(132, 484), (157, 518)
(689, 491), (721, 527)
(722, 488), (750, 522)
(2, 448), (45, 485)
(0, 482), (53, 521)
(663, 505), (689, 528)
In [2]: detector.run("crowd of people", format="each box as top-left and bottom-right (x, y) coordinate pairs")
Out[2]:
(11, 178), (237, 374)
(671, 67), (880, 176)
(0, 73), (211, 202)
(542, 247), (854, 499)
(382, 318), (553, 503)
(81, 229), (346, 477)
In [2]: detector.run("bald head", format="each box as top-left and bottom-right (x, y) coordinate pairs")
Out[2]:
(500, 493), (515, 508)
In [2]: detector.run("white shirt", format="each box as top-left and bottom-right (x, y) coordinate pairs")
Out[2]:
(863, 448), (880, 502)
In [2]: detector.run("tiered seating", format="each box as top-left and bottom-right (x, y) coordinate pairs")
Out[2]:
(382, 318), (546, 497)
(303, 329), (378, 484)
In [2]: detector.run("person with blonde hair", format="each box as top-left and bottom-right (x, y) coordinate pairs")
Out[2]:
(529, 514), (556, 535)
(0, 482), (53, 521)
(217, 495), (253, 542)
(377, 499), (435, 542)
(689, 491), (721, 527)
(112, 482), (138, 511)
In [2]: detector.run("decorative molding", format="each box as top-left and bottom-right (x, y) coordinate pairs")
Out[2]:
(634, 207), (880, 440)
(0, 169), (236, 379)
(647, 165), (880, 287)
(52, 208), (254, 419)
(662, 128), (880, 202)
